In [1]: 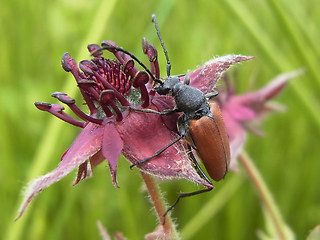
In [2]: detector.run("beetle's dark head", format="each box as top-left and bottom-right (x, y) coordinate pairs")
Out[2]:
(154, 76), (180, 96)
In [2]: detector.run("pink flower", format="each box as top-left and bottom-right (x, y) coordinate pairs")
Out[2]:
(17, 39), (252, 219)
(214, 69), (303, 170)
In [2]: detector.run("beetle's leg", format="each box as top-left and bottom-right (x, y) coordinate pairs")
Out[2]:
(205, 90), (219, 100)
(186, 145), (212, 185)
(122, 106), (179, 115)
(130, 134), (184, 168)
(161, 145), (214, 224)
(162, 186), (213, 224)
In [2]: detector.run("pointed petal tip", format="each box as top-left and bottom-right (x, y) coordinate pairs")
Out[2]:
(96, 220), (112, 240)
(15, 194), (34, 221)
(224, 55), (255, 64)
(102, 124), (123, 188)
(256, 68), (305, 101)
(229, 54), (255, 60)
(16, 169), (72, 220)
(273, 67), (305, 82)
(72, 161), (93, 186)
(209, 54), (255, 64)
(17, 123), (104, 219)
(111, 171), (120, 188)
(244, 55), (255, 60)
(188, 54), (255, 93)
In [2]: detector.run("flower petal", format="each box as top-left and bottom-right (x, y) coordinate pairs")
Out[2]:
(116, 105), (212, 188)
(226, 98), (257, 121)
(218, 69), (303, 170)
(16, 123), (104, 220)
(73, 151), (105, 185)
(96, 220), (111, 240)
(102, 123), (124, 188)
(185, 55), (254, 94)
(73, 160), (92, 185)
(151, 96), (178, 132)
(255, 68), (304, 101)
(235, 69), (304, 115)
(222, 110), (246, 170)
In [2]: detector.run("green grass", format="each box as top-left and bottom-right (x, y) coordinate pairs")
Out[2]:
(1, 0), (319, 239)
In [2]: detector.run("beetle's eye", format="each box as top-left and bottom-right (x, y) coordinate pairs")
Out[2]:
(154, 84), (170, 95)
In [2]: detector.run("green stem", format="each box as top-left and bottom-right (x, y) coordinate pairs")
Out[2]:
(239, 152), (294, 240)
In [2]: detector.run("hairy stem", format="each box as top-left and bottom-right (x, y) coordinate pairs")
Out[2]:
(141, 172), (180, 239)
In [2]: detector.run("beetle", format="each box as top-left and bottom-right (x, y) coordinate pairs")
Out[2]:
(130, 74), (230, 182)
(97, 14), (230, 218)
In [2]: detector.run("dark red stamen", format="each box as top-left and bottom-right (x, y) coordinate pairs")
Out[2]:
(132, 71), (150, 107)
(142, 38), (159, 97)
(61, 52), (78, 72)
(51, 92), (104, 125)
(103, 60), (132, 95)
(101, 41), (125, 64)
(93, 71), (131, 106)
(119, 59), (133, 94)
(77, 79), (100, 101)
(79, 59), (131, 106)
(38, 38), (166, 131)
(35, 102), (85, 128)
(123, 59), (134, 75)
(100, 90), (123, 121)
(101, 41), (140, 75)
(34, 101), (52, 111)
(87, 44), (103, 57)
(142, 38), (160, 79)
(76, 79), (115, 117)
(79, 60), (97, 75)
(62, 53), (97, 114)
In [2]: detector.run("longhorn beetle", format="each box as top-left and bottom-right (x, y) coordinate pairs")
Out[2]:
(97, 14), (230, 220)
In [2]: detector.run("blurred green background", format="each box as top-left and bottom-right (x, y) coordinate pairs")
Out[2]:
(1, 0), (319, 239)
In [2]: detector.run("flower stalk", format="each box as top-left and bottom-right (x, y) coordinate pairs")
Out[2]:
(141, 172), (180, 239)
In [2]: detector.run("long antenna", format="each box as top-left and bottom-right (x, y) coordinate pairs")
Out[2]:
(152, 14), (171, 77)
(96, 45), (162, 84)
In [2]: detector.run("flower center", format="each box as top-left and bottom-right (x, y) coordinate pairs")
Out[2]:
(35, 40), (161, 126)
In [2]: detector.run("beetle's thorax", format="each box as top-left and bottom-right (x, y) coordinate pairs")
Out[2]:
(174, 86), (208, 114)
(155, 75), (212, 119)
